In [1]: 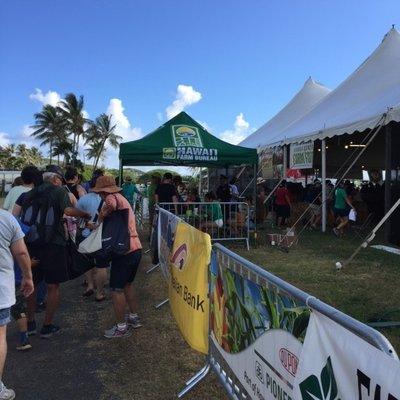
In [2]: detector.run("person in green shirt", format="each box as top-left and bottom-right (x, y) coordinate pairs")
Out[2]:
(333, 182), (355, 237)
(122, 176), (141, 208)
(200, 191), (224, 232)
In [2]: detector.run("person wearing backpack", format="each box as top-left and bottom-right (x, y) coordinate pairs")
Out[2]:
(91, 175), (142, 339)
(20, 165), (90, 338)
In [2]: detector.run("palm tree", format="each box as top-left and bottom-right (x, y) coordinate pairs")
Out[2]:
(31, 105), (67, 164)
(58, 93), (87, 164)
(85, 114), (121, 171)
(52, 137), (73, 166)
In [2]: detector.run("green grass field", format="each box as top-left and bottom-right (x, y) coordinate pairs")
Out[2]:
(230, 228), (400, 353)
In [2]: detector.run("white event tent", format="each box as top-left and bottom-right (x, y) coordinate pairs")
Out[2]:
(245, 27), (400, 236)
(261, 27), (400, 148)
(240, 77), (331, 149)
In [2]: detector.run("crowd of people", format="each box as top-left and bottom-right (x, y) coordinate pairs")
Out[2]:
(0, 165), (143, 399)
(257, 169), (385, 236)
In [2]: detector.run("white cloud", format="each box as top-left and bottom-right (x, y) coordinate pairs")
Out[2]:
(20, 125), (34, 138)
(29, 88), (61, 107)
(0, 132), (10, 147)
(165, 84), (202, 119)
(219, 113), (253, 145)
(106, 98), (143, 142)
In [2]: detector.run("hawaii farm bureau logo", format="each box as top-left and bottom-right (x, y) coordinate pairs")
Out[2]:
(299, 357), (341, 400)
(162, 125), (218, 162)
(172, 125), (203, 147)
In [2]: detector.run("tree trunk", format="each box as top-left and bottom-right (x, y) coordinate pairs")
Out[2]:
(49, 139), (53, 164)
(93, 138), (107, 172)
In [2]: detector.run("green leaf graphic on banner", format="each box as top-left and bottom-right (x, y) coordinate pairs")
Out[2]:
(321, 357), (338, 399)
(299, 357), (341, 400)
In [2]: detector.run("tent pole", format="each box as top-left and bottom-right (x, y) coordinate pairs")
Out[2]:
(385, 123), (392, 241)
(118, 159), (123, 187)
(253, 163), (258, 247)
(321, 139), (327, 232)
(283, 145), (288, 177)
(198, 167), (202, 197)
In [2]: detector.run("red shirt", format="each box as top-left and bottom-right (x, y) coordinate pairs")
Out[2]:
(276, 187), (289, 206)
(102, 193), (142, 253)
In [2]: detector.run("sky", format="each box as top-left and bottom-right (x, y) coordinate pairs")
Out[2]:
(0, 0), (399, 170)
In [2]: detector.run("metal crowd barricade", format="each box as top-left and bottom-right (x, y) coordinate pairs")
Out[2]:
(158, 202), (251, 249)
(179, 243), (398, 399)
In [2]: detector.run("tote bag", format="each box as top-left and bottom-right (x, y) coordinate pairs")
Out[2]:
(78, 223), (103, 254)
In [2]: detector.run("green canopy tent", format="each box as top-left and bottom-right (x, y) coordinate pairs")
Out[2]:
(119, 112), (258, 239)
(119, 111), (257, 168)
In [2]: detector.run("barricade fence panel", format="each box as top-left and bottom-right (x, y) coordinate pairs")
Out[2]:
(158, 202), (251, 249)
(152, 209), (399, 398)
(200, 243), (399, 400)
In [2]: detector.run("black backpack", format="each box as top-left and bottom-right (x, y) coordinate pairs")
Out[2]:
(20, 185), (60, 245)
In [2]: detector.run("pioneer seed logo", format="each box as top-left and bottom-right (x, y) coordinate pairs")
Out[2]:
(279, 348), (298, 377)
(171, 243), (188, 270)
(172, 125), (203, 147)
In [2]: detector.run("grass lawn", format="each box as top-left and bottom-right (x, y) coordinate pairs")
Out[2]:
(229, 227), (400, 354)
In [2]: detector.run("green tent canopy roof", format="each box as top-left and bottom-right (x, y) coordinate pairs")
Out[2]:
(119, 112), (257, 167)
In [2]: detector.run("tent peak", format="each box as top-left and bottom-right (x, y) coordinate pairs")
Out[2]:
(382, 26), (400, 43)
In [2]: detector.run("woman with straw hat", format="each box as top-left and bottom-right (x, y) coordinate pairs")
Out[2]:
(91, 175), (143, 338)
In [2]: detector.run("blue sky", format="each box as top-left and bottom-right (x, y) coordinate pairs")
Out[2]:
(0, 0), (399, 169)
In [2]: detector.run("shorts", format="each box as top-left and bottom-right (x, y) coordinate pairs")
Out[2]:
(310, 204), (321, 216)
(214, 219), (224, 228)
(110, 249), (142, 291)
(276, 204), (290, 218)
(0, 308), (11, 326)
(93, 256), (110, 269)
(333, 207), (349, 218)
(11, 285), (26, 320)
(28, 243), (70, 285)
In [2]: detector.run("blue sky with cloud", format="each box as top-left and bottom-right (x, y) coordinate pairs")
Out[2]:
(0, 0), (399, 169)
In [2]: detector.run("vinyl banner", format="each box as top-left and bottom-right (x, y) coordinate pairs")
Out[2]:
(168, 222), (211, 354)
(290, 141), (314, 169)
(157, 209), (178, 280)
(210, 257), (310, 399)
(293, 311), (400, 400)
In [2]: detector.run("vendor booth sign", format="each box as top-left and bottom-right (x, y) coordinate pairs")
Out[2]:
(290, 141), (314, 169)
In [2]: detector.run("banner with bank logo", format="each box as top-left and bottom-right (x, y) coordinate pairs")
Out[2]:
(290, 141), (314, 169)
(210, 258), (310, 399)
(157, 209), (178, 280)
(294, 311), (400, 400)
(168, 222), (211, 354)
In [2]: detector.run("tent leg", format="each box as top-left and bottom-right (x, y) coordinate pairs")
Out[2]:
(385, 124), (392, 241)
(118, 159), (123, 186)
(253, 163), (257, 247)
(322, 139), (327, 232)
(283, 145), (288, 177)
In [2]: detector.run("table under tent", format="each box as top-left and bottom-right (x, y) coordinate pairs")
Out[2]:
(242, 27), (400, 244)
(118, 111), (258, 239)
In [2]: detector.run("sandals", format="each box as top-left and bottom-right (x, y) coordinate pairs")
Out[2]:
(95, 295), (106, 302)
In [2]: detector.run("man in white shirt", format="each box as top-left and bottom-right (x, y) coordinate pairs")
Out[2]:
(0, 210), (34, 400)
